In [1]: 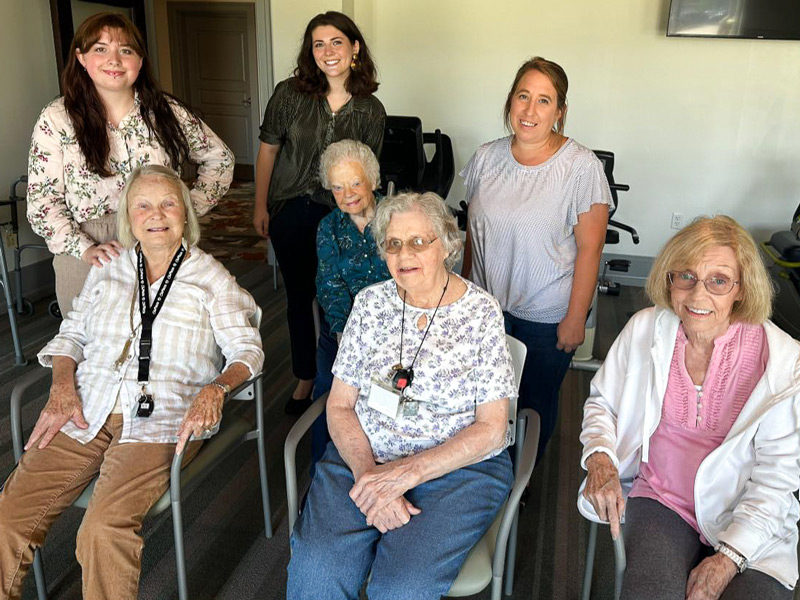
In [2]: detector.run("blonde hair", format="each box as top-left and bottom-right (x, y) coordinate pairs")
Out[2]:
(117, 165), (200, 248)
(645, 215), (774, 324)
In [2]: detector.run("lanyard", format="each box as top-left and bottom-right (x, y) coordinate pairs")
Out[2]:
(136, 244), (187, 385)
(392, 274), (450, 393)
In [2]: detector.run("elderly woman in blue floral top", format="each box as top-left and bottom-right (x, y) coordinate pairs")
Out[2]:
(306, 140), (390, 461)
(287, 192), (516, 599)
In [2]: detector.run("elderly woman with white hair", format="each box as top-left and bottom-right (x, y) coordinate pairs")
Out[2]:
(307, 139), (391, 462)
(580, 216), (800, 600)
(287, 192), (517, 599)
(0, 165), (263, 599)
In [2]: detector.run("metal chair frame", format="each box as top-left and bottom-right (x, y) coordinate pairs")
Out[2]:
(10, 367), (273, 600)
(283, 334), (540, 600)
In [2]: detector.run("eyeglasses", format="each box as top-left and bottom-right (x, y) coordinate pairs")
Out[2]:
(384, 236), (438, 254)
(668, 271), (740, 296)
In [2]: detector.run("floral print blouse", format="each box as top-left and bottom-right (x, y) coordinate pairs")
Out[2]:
(332, 276), (517, 463)
(315, 199), (391, 334)
(27, 96), (234, 258)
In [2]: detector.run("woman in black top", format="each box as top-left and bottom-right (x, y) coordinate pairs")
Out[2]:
(253, 11), (385, 413)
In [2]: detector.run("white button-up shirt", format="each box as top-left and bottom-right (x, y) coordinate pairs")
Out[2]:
(38, 246), (264, 444)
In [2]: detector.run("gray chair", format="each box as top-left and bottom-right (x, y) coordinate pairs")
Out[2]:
(10, 367), (273, 600)
(581, 519), (627, 600)
(284, 334), (540, 600)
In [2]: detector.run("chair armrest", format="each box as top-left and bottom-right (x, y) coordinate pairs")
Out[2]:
(491, 409), (541, 575)
(229, 372), (263, 401)
(284, 394), (327, 536)
(10, 369), (52, 462)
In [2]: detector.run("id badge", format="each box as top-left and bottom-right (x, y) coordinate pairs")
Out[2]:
(367, 376), (402, 419)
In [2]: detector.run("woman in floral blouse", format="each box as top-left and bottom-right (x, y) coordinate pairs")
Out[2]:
(287, 192), (516, 598)
(309, 139), (390, 463)
(27, 12), (233, 314)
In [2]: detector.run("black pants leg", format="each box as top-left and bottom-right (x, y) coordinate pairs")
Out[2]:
(269, 196), (331, 380)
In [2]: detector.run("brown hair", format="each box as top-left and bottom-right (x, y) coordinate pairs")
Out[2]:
(645, 215), (775, 324)
(292, 11), (379, 98)
(63, 13), (197, 177)
(503, 56), (569, 135)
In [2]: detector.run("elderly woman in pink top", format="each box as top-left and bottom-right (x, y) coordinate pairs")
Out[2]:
(579, 216), (800, 600)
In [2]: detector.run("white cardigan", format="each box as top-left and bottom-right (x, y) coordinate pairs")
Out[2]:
(578, 307), (800, 589)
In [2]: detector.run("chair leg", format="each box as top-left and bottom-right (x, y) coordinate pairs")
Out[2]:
(255, 380), (273, 538)
(32, 548), (48, 600)
(613, 529), (626, 600)
(171, 461), (189, 600)
(502, 413), (527, 597)
(582, 520), (598, 600)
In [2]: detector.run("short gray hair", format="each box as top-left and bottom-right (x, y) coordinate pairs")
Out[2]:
(117, 165), (200, 248)
(319, 139), (380, 190)
(371, 192), (463, 270)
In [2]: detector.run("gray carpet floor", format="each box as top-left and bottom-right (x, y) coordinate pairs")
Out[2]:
(0, 239), (651, 600)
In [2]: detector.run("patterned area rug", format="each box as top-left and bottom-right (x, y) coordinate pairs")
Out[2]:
(198, 181), (268, 262)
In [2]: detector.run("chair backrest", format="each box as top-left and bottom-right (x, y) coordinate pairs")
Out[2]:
(505, 334), (527, 446)
(593, 150), (619, 218)
(379, 116), (425, 193)
(420, 130), (455, 198)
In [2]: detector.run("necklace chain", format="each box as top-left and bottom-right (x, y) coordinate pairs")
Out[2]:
(398, 274), (450, 372)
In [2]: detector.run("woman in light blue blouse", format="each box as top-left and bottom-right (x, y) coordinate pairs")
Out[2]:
(311, 140), (390, 463)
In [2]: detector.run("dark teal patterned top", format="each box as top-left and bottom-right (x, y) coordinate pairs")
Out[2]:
(315, 198), (391, 334)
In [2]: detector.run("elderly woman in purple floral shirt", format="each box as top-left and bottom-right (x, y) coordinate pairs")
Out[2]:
(287, 192), (517, 599)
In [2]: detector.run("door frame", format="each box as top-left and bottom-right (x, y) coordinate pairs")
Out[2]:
(167, 1), (264, 175)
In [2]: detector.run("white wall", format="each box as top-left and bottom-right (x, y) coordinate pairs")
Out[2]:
(355, 0), (800, 258)
(0, 1), (60, 270)
(270, 0), (342, 83)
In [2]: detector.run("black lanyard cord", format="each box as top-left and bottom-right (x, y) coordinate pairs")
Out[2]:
(398, 273), (450, 373)
(136, 244), (187, 385)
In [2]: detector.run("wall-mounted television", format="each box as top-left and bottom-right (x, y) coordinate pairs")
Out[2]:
(667, 0), (800, 40)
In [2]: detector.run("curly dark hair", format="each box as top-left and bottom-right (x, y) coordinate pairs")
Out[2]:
(292, 11), (379, 98)
(62, 12), (198, 177)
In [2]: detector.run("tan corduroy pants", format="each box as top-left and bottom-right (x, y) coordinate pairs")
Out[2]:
(0, 414), (200, 600)
(52, 213), (118, 315)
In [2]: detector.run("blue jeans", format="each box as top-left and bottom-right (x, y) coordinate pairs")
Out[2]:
(503, 312), (574, 461)
(287, 444), (513, 600)
(310, 319), (338, 473)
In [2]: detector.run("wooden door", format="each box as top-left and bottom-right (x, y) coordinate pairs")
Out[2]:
(169, 3), (260, 178)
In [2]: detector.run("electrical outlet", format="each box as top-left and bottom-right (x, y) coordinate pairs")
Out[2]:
(671, 212), (684, 230)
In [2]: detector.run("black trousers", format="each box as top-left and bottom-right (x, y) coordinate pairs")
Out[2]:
(621, 497), (792, 600)
(269, 196), (331, 381)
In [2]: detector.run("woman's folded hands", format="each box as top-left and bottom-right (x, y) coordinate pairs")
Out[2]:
(350, 459), (421, 533)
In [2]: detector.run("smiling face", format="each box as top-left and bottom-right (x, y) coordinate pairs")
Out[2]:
(669, 245), (743, 340)
(76, 27), (142, 96)
(328, 160), (375, 217)
(311, 25), (358, 83)
(385, 209), (447, 300)
(508, 69), (563, 146)
(127, 175), (186, 254)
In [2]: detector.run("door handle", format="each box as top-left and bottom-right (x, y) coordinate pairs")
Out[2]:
(242, 97), (252, 106)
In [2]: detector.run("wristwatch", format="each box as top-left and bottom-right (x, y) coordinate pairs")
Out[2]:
(209, 380), (231, 396)
(716, 542), (748, 573)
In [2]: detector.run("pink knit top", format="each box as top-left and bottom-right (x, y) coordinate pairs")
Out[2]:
(630, 321), (768, 542)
